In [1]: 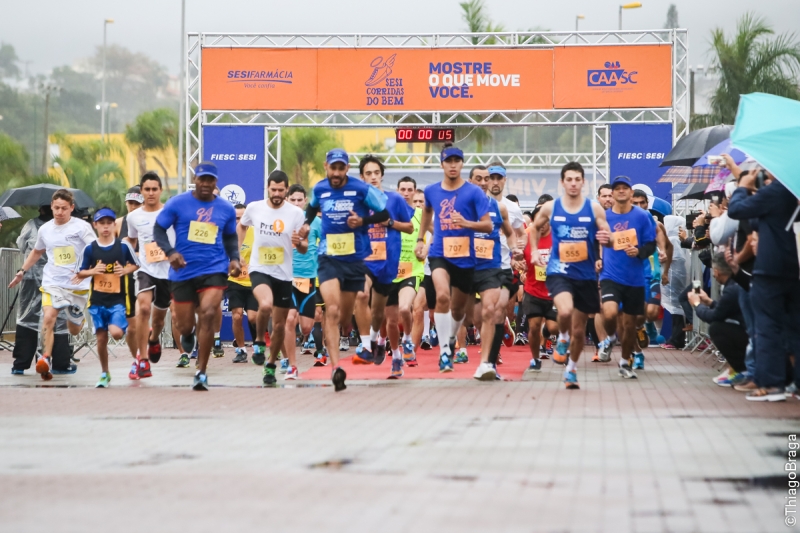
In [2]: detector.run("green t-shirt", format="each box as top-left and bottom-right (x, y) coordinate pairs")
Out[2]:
(394, 207), (424, 283)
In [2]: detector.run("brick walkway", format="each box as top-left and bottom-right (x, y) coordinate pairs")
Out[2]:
(0, 344), (798, 533)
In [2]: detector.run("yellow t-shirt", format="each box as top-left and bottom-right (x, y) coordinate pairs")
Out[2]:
(228, 227), (254, 287)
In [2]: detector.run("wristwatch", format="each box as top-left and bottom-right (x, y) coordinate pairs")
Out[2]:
(416, 238), (425, 242)
(387, 219), (394, 228)
(16, 268), (25, 275)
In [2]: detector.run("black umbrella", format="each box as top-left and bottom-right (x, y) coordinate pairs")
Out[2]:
(660, 125), (733, 167)
(677, 183), (710, 200)
(0, 184), (96, 210)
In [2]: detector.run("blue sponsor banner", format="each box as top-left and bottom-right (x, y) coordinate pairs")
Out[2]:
(202, 126), (265, 205)
(609, 124), (673, 202)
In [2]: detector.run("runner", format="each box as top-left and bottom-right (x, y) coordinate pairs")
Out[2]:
(590, 183), (615, 362)
(238, 170), (307, 386)
(75, 208), (140, 387)
(8, 189), (97, 380)
(529, 162), (612, 390)
(415, 146), (492, 373)
(298, 148), (390, 391)
(411, 188), (437, 353)
(352, 156), (412, 378)
(115, 185), (143, 361)
(595, 176), (656, 379)
(125, 172), (175, 377)
(153, 162), (241, 391)
(227, 203), (258, 364)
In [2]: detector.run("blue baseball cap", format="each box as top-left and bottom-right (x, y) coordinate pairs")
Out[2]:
(611, 175), (632, 188)
(326, 149), (349, 165)
(93, 207), (116, 222)
(488, 165), (506, 177)
(440, 146), (464, 162)
(194, 161), (219, 179)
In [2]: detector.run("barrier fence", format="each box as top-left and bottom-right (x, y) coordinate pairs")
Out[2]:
(0, 248), (22, 347)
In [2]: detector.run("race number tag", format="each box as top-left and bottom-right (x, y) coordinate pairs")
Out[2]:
(53, 246), (76, 266)
(144, 241), (166, 263)
(558, 241), (588, 263)
(366, 241), (387, 261)
(612, 229), (638, 251)
(234, 263), (249, 280)
(293, 278), (311, 293)
(327, 233), (355, 256)
(474, 238), (494, 260)
(397, 262), (413, 279)
(258, 247), (284, 265)
(534, 265), (547, 281)
(443, 236), (470, 258)
(94, 273), (120, 294)
(188, 221), (218, 244)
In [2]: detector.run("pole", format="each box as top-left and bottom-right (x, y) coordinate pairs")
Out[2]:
(618, 6), (623, 30)
(101, 21), (107, 142)
(177, 0), (186, 194)
(41, 90), (50, 175)
(689, 69), (695, 118)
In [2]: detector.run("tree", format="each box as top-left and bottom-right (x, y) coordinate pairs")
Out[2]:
(124, 108), (179, 179)
(0, 43), (20, 79)
(0, 131), (29, 178)
(280, 128), (340, 188)
(460, 0), (505, 44)
(693, 13), (800, 128)
(664, 5), (679, 29)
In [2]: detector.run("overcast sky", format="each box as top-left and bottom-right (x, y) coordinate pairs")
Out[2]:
(3, 0), (799, 77)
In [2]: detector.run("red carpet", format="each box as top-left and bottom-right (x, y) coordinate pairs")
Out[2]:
(300, 344), (535, 381)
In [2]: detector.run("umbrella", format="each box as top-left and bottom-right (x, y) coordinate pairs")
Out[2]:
(731, 92), (800, 198)
(0, 207), (21, 221)
(0, 184), (96, 210)
(660, 124), (733, 167)
(692, 138), (748, 167)
(676, 183), (709, 200)
(657, 166), (720, 184)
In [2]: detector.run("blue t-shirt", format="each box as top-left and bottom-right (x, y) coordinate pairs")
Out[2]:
(424, 181), (490, 269)
(475, 197), (503, 271)
(293, 216), (321, 279)
(310, 177), (388, 263)
(155, 192), (237, 281)
(366, 191), (412, 284)
(600, 206), (656, 287)
(546, 198), (598, 281)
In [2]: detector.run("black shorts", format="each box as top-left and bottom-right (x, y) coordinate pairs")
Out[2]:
(422, 274), (437, 310)
(292, 279), (318, 319)
(367, 270), (393, 297)
(137, 272), (172, 310)
(545, 275), (600, 315)
(429, 257), (474, 295)
(600, 279), (646, 316)
(317, 255), (367, 293)
(647, 280), (662, 306)
(171, 273), (228, 305)
(226, 281), (258, 313)
(250, 272), (294, 309)
(499, 268), (516, 293)
(472, 268), (503, 293)
(387, 276), (418, 307)
(522, 292), (557, 321)
(124, 273), (137, 318)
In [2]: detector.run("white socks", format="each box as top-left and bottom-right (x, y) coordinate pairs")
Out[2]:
(558, 331), (570, 343)
(402, 333), (412, 344)
(424, 313), (431, 336)
(452, 315), (465, 342)
(392, 348), (402, 361)
(434, 312), (452, 355)
(361, 334), (370, 347)
(369, 328), (379, 342)
(566, 359), (577, 372)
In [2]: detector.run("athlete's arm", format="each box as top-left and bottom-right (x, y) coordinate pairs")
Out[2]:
(415, 206), (433, 260)
(451, 212), (492, 233)
(75, 244), (105, 280)
(657, 222), (673, 284)
(529, 201), (552, 266)
(154, 222), (184, 270)
(347, 209), (390, 228)
(390, 220), (414, 234)
(8, 247), (45, 288)
(592, 203), (612, 246)
(222, 232), (241, 262)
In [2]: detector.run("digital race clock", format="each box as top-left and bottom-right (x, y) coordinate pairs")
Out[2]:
(395, 128), (456, 143)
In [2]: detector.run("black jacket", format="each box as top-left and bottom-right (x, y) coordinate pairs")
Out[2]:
(694, 277), (745, 326)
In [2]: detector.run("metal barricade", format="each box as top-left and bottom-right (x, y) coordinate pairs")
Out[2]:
(0, 248), (23, 349)
(684, 248), (724, 368)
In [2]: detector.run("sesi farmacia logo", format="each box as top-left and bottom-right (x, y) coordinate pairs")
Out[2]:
(587, 61), (638, 87)
(227, 69), (293, 85)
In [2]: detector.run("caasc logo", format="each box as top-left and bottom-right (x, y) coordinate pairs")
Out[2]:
(587, 61), (638, 87)
(220, 184), (245, 205)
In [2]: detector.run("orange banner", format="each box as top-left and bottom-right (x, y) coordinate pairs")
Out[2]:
(553, 45), (672, 109)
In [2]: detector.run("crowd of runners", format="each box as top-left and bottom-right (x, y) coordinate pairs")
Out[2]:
(7, 145), (708, 392)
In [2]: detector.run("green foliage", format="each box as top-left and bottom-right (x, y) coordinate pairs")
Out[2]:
(0, 131), (29, 178)
(280, 128), (341, 188)
(124, 107), (179, 178)
(0, 43), (20, 79)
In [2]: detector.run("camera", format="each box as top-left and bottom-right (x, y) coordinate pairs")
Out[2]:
(692, 279), (701, 294)
(754, 170), (768, 189)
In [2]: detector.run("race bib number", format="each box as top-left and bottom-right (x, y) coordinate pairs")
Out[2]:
(144, 241), (166, 263)
(188, 221), (218, 244)
(53, 246), (76, 266)
(443, 236), (470, 258)
(474, 238), (494, 260)
(366, 241), (387, 261)
(534, 265), (547, 281)
(234, 263), (249, 280)
(559, 241), (588, 263)
(612, 229), (638, 251)
(94, 273), (120, 294)
(327, 233), (355, 256)
(397, 262), (413, 279)
(293, 278), (311, 293)
(258, 247), (284, 265)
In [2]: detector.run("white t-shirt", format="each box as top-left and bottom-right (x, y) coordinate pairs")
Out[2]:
(240, 201), (305, 282)
(500, 196), (525, 270)
(125, 207), (175, 280)
(34, 217), (96, 290)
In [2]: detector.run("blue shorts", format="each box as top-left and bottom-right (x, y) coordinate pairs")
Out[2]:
(317, 255), (367, 293)
(88, 304), (128, 333)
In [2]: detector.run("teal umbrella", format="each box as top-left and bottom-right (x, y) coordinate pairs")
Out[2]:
(731, 92), (800, 198)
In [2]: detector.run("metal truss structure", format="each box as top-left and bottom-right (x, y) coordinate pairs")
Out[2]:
(347, 152), (595, 169)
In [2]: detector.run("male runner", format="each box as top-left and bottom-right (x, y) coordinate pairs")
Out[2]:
(227, 204), (258, 364)
(298, 148), (390, 391)
(530, 162), (612, 389)
(352, 156), (413, 377)
(415, 146), (492, 372)
(115, 185), (142, 360)
(8, 189), (96, 380)
(595, 176), (656, 378)
(125, 172), (175, 378)
(590, 183), (615, 362)
(153, 162), (240, 391)
(238, 171), (307, 385)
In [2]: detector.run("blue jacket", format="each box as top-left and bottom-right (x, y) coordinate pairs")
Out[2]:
(728, 180), (799, 279)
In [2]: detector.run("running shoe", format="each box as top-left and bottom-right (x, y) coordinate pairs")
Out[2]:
(388, 358), (404, 379)
(138, 359), (152, 379)
(420, 336), (431, 350)
(493, 363), (503, 381)
(563, 369), (580, 390)
(597, 337), (613, 362)
(430, 328), (439, 347)
(232, 348), (248, 364)
(252, 343), (266, 366)
(474, 361), (497, 381)
(539, 344), (550, 360)
(734, 379), (757, 392)
(729, 372), (750, 387)
(632, 352), (645, 370)
(189, 346), (198, 360)
(36, 355), (53, 381)
(95, 372), (111, 388)
(285, 366), (299, 380)
(352, 343), (375, 364)
(128, 357), (140, 380)
(503, 318), (514, 348)
(713, 370), (735, 387)
(11, 368), (23, 375)
(313, 350), (328, 367)
(659, 343), (678, 350)
(528, 358), (542, 372)
(192, 372), (209, 391)
(406, 355), (418, 367)
(52, 364), (77, 375)
(454, 348), (469, 364)
(545, 337), (554, 356)
(746, 387), (786, 402)
(332, 366), (347, 392)
(402, 340), (415, 361)
(176, 353), (190, 368)
(619, 362), (638, 379)
(339, 336), (350, 352)
(263, 364), (277, 386)
(279, 357), (289, 374)
(636, 327), (649, 350)
(264, 331), (271, 347)
(180, 332), (195, 354)
(302, 340), (315, 354)
(514, 332), (528, 346)
(466, 326), (478, 345)
(497, 353), (503, 365)
(212, 338), (224, 358)
(148, 340), (162, 363)
(439, 353), (454, 373)
(592, 351), (600, 362)
(374, 342), (387, 366)
(553, 340), (569, 365)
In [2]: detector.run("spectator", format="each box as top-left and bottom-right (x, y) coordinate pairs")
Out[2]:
(709, 182), (739, 245)
(660, 215), (690, 349)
